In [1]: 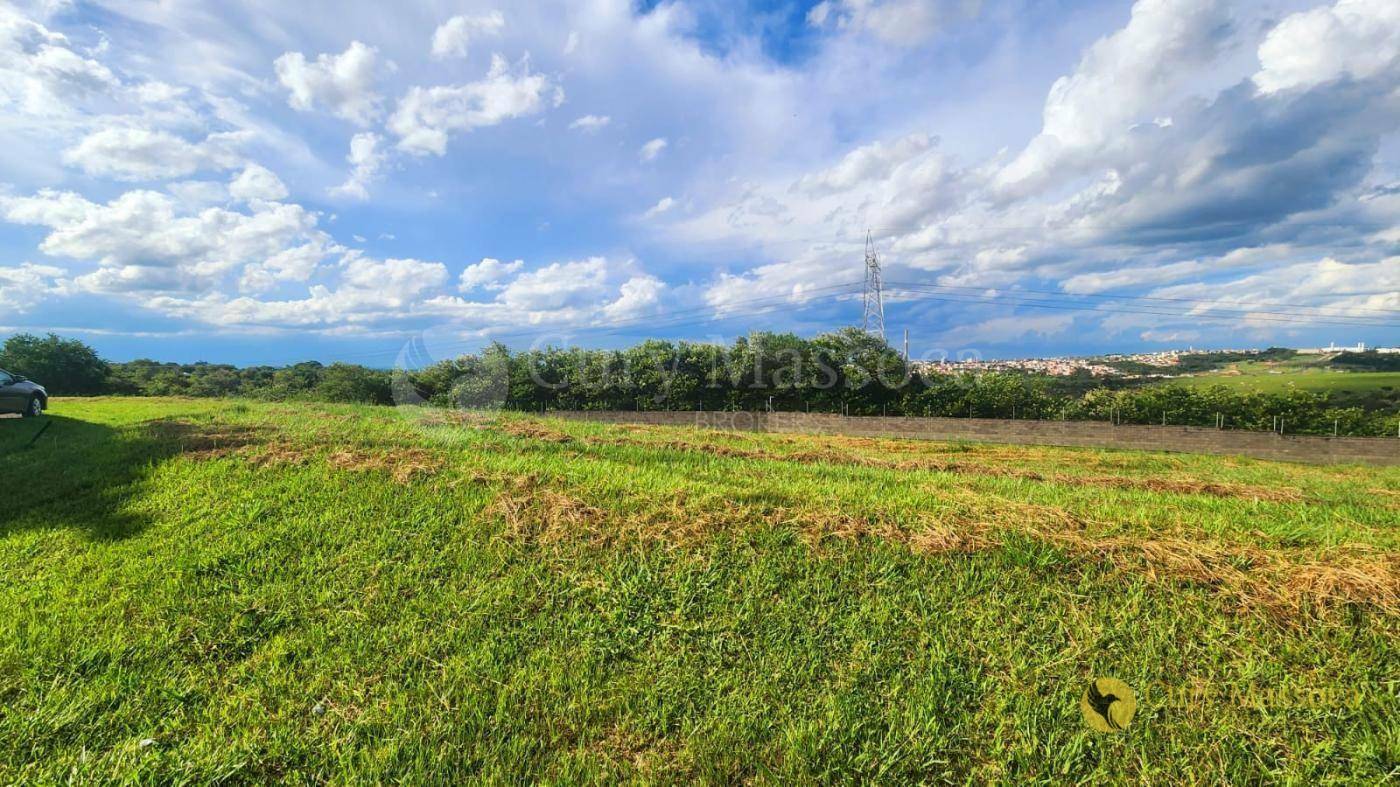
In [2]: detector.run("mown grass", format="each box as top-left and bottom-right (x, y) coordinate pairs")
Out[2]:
(1, 397), (1397, 784)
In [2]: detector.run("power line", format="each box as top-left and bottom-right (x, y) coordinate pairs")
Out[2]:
(883, 284), (1400, 329)
(884, 279), (1400, 317)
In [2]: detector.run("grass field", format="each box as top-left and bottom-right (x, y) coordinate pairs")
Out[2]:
(1170, 358), (1400, 396)
(2, 397), (1397, 783)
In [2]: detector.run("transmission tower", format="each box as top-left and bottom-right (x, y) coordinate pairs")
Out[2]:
(862, 230), (886, 339)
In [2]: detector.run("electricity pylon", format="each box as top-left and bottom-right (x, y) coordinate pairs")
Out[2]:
(862, 230), (885, 340)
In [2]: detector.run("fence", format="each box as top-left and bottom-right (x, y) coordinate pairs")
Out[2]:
(549, 410), (1400, 466)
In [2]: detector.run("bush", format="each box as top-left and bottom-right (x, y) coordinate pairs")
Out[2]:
(0, 333), (109, 395)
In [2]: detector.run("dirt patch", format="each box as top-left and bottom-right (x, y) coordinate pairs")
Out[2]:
(484, 474), (603, 542)
(145, 419), (267, 459)
(240, 443), (311, 468)
(496, 420), (576, 443)
(416, 409), (495, 428)
(485, 475), (1395, 619)
(1126, 477), (1302, 502)
(326, 449), (444, 484)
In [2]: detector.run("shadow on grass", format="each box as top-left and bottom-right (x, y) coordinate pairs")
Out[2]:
(0, 414), (262, 541)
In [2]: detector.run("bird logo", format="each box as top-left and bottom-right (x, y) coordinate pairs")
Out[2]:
(1080, 677), (1136, 733)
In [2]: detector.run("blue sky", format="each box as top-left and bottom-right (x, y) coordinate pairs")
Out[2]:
(1, 0), (1397, 366)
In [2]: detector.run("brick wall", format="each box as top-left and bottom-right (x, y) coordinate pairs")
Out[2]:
(549, 411), (1400, 466)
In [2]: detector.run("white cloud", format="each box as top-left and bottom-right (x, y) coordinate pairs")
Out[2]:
(639, 137), (667, 162)
(601, 275), (664, 319)
(949, 313), (1077, 343)
(0, 262), (66, 312)
(994, 0), (1232, 195)
(431, 11), (506, 59)
(133, 81), (187, 104)
(795, 133), (932, 195)
(806, 0), (977, 46)
(60, 127), (247, 181)
(1140, 329), (1201, 343)
(1152, 257), (1400, 321)
(1254, 0), (1400, 94)
(1, 188), (333, 294)
(569, 114), (611, 132)
(389, 54), (561, 156)
(274, 41), (383, 126)
(425, 255), (666, 329)
(0, 8), (117, 116)
(329, 132), (386, 200)
(459, 257), (524, 291)
(166, 180), (229, 207)
(160, 254), (449, 328)
(642, 196), (676, 219)
(1061, 260), (1205, 295)
(497, 257), (611, 311)
(238, 242), (329, 293)
(228, 163), (289, 202)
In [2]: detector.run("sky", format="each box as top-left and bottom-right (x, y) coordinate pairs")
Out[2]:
(1, 0), (1398, 366)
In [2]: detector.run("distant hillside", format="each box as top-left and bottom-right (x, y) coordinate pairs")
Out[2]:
(1331, 351), (1400, 372)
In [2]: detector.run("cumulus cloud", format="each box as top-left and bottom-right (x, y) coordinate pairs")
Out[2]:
(60, 128), (247, 181)
(497, 257), (611, 311)
(0, 262), (66, 312)
(569, 114), (611, 132)
(328, 132), (386, 200)
(426, 255), (667, 329)
(274, 41), (383, 125)
(1152, 257), (1400, 321)
(158, 254), (449, 328)
(638, 137), (667, 162)
(1254, 0), (1400, 94)
(389, 54), (561, 156)
(0, 7), (117, 115)
(228, 163), (289, 202)
(431, 11), (505, 59)
(601, 275), (664, 320)
(994, 0), (1233, 195)
(1, 187), (333, 295)
(796, 133), (933, 196)
(459, 257), (524, 291)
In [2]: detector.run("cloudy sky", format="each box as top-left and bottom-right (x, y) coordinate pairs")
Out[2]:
(1, 0), (1397, 365)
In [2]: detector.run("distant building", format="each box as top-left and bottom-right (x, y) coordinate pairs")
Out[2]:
(1297, 341), (1368, 354)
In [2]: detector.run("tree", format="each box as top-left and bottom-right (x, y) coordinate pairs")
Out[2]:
(0, 333), (109, 395)
(313, 363), (392, 404)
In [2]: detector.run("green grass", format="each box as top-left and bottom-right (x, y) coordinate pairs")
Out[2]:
(2, 397), (1397, 783)
(1169, 360), (1400, 395)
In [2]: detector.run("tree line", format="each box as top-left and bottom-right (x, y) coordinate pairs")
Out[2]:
(3, 331), (1396, 436)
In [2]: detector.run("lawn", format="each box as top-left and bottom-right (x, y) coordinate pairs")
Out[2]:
(2, 397), (1397, 783)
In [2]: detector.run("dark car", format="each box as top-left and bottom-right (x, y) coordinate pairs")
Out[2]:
(0, 369), (47, 417)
